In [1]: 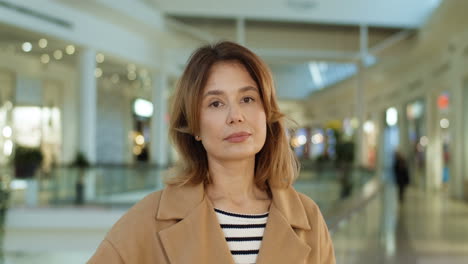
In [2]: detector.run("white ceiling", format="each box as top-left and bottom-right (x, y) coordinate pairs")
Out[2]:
(2, 0), (443, 100)
(152, 0), (442, 28)
(149, 0), (442, 99)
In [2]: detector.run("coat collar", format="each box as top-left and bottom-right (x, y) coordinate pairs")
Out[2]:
(156, 183), (311, 264)
(156, 182), (205, 220)
(269, 185), (311, 230)
(156, 182), (311, 230)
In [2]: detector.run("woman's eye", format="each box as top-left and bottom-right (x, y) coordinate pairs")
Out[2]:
(209, 101), (222, 108)
(242, 97), (255, 103)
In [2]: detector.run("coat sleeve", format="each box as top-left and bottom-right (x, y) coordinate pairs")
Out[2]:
(318, 213), (336, 264)
(87, 239), (125, 264)
(297, 192), (336, 264)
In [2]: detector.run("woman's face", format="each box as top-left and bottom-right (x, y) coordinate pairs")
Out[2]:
(198, 61), (267, 162)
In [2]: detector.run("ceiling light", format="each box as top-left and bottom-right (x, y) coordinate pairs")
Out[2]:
(4, 139), (13, 156)
(135, 135), (145, 145)
(4, 101), (13, 110)
(111, 74), (120, 84)
(440, 118), (449, 129)
(2, 126), (12, 138)
(10, 179), (27, 190)
(65, 45), (75, 55)
(311, 133), (324, 144)
(53, 50), (63, 60)
(127, 63), (136, 72)
(419, 136), (428, 147)
(133, 145), (142, 155)
(38, 38), (48, 49)
(350, 118), (359, 129)
(22, 42), (32, 52)
(363, 121), (374, 134)
(297, 135), (307, 145)
(309, 62), (323, 87)
(139, 68), (148, 78)
(40, 54), (50, 64)
(386, 107), (398, 126)
(127, 71), (137, 81)
(96, 53), (105, 63)
(95, 68), (103, 78)
(133, 99), (153, 117)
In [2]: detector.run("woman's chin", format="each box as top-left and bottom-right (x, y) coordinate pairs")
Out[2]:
(216, 150), (259, 162)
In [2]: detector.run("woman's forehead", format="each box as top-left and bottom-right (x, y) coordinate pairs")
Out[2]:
(204, 62), (256, 88)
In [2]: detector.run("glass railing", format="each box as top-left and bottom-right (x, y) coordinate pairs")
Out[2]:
(6, 167), (371, 207)
(0, 163), (382, 264)
(3, 165), (164, 207)
(1, 163), (377, 209)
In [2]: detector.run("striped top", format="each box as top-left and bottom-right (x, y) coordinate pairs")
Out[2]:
(214, 208), (269, 264)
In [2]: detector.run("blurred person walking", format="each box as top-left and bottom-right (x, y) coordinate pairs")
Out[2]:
(393, 151), (410, 203)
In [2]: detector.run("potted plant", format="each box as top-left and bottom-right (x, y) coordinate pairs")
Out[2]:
(0, 174), (10, 228)
(72, 152), (90, 205)
(331, 128), (355, 199)
(13, 145), (44, 179)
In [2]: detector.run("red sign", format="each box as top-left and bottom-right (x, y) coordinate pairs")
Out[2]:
(437, 94), (449, 109)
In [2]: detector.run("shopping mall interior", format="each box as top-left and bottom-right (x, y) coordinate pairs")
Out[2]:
(0, 0), (467, 263)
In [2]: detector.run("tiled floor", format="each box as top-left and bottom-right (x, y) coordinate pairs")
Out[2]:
(1, 173), (468, 264)
(334, 183), (468, 264)
(391, 187), (468, 263)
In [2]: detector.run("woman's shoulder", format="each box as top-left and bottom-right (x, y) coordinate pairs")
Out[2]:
(89, 189), (173, 262)
(290, 187), (319, 208)
(104, 189), (165, 244)
(123, 189), (164, 220)
(293, 189), (332, 242)
(294, 189), (325, 220)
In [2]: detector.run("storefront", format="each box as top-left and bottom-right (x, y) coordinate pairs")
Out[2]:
(132, 98), (153, 163)
(0, 70), (13, 166)
(406, 99), (426, 188)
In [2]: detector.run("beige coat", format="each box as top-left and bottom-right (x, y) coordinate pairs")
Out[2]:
(88, 183), (335, 264)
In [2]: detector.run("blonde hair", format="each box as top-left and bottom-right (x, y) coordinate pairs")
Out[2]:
(167, 41), (299, 190)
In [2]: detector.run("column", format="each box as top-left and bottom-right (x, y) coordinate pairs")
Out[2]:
(448, 46), (465, 199)
(354, 25), (368, 166)
(376, 109), (386, 180)
(463, 80), (468, 200)
(0, 73), (13, 165)
(397, 103), (410, 158)
(237, 18), (246, 45)
(425, 92), (442, 192)
(78, 48), (97, 164)
(355, 64), (365, 166)
(150, 70), (169, 167)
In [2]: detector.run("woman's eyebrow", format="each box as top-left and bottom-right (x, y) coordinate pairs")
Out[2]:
(203, 86), (258, 98)
(203, 89), (224, 98)
(239, 86), (259, 93)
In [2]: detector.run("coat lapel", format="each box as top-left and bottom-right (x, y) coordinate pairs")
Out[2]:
(157, 184), (235, 264)
(256, 186), (312, 264)
(156, 183), (312, 264)
(256, 205), (311, 264)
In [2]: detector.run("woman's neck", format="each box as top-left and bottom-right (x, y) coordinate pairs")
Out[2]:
(205, 157), (270, 213)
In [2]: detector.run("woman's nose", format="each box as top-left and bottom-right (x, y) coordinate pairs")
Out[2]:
(227, 105), (244, 124)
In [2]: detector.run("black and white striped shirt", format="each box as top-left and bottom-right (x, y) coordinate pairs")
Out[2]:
(214, 208), (269, 264)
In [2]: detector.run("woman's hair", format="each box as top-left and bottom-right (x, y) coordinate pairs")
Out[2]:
(166, 41), (299, 190)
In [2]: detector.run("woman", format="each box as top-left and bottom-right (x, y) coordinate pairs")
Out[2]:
(88, 41), (335, 264)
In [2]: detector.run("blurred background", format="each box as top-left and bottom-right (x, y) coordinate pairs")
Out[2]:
(0, 0), (467, 263)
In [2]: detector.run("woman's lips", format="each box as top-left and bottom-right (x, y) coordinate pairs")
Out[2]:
(224, 132), (251, 143)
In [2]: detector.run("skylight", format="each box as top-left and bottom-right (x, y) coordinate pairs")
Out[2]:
(308, 61), (358, 91)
